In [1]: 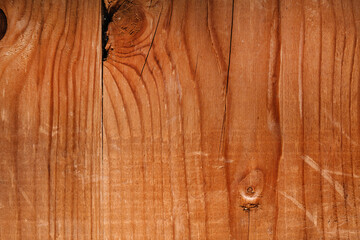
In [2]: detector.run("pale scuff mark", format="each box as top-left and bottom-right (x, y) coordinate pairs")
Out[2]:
(110, 143), (121, 152)
(7, 168), (14, 188)
(19, 187), (35, 211)
(323, 111), (359, 146)
(39, 126), (49, 135)
(188, 151), (209, 157)
(323, 169), (360, 179)
(219, 157), (234, 163)
(1, 109), (8, 122)
(213, 165), (224, 169)
(297, 20), (304, 119)
(279, 191), (317, 226)
(39, 123), (55, 136)
(37, 220), (49, 228)
(166, 116), (178, 126)
(302, 155), (344, 198)
(338, 229), (359, 236)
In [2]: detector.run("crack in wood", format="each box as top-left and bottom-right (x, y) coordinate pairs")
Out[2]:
(0, 8), (7, 41)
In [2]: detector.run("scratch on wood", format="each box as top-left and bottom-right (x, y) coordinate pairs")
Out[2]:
(188, 151), (209, 157)
(302, 155), (345, 198)
(324, 111), (359, 146)
(279, 191), (317, 226)
(19, 187), (35, 212)
(323, 170), (360, 178)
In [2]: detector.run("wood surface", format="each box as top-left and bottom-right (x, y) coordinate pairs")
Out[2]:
(0, 0), (360, 239)
(0, 0), (102, 239)
(102, 0), (360, 239)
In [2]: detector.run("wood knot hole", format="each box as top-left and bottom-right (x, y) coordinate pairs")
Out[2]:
(246, 186), (255, 195)
(0, 9), (7, 40)
(237, 169), (264, 205)
(109, 1), (146, 43)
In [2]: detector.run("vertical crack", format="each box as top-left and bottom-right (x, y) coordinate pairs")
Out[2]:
(138, 7), (162, 81)
(218, 0), (234, 157)
(101, 0), (107, 167)
(102, 0), (129, 61)
(102, 0), (111, 61)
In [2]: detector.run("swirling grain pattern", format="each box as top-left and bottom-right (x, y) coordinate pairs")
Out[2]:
(103, 0), (360, 239)
(0, 0), (101, 239)
(0, 0), (360, 239)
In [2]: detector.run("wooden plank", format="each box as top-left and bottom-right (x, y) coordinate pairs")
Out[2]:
(0, 0), (359, 239)
(103, 0), (360, 239)
(277, 0), (360, 239)
(0, 1), (102, 239)
(102, 0), (277, 238)
(102, 0), (233, 239)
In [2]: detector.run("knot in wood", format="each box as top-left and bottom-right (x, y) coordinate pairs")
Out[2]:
(246, 186), (255, 195)
(237, 169), (264, 207)
(108, 1), (146, 45)
(0, 9), (7, 41)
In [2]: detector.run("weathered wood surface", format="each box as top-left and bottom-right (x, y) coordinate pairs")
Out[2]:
(102, 0), (360, 239)
(0, 0), (360, 239)
(0, 0), (102, 239)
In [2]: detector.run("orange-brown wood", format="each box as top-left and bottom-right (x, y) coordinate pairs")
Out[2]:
(1, 0), (360, 239)
(0, 0), (102, 239)
(103, 0), (360, 239)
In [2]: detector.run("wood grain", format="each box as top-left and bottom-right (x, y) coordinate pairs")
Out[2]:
(103, 0), (360, 239)
(0, 0), (102, 239)
(1, 0), (360, 239)
(277, 0), (360, 239)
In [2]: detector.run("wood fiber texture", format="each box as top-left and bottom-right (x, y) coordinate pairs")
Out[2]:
(0, 0), (360, 239)
(102, 0), (360, 239)
(0, 0), (102, 239)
